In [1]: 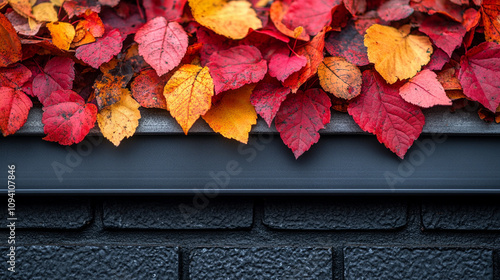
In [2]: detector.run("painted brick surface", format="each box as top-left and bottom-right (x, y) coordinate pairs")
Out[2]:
(102, 197), (253, 229)
(422, 198), (500, 230)
(344, 247), (493, 280)
(1, 197), (92, 229)
(189, 247), (332, 279)
(1, 246), (178, 280)
(263, 197), (407, 230)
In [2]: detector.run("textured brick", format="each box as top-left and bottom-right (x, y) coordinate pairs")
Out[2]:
(344, 246), (493, 280)
(1, 197), (92, 229)
(102, 197), (253, 229)
(189, 247), (332, 279)
(1, 246), (178, 280)
(422, 198), (500, 230)
(263, 197), (407, 230)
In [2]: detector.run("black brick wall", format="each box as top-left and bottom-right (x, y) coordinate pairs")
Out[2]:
(1, 195), (499, 279)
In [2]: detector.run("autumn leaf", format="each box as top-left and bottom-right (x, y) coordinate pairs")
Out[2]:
(410, 0), (463, 22)
(131, 69), (167, 109)
(250, 75), (291, 127)
(399, 69), (452, 108)
(419, 15), (466, 57)
(42, 90), (98, 145)
(7, 0), (33, 18)
(482, 0), (500, 44)
(81, 10), (105, 38)
(0, 87), (32, 136)
(281, 0), (341, 36)
(32, 2), (58, 22)
(206, 45), (267, 95)
(93, 58), (134, 109)
(437, 67), (462, 91)
(0, 13), (22, 67)
(268, 45), (307, 82)
(98, 0), (119, 7)
(364, 24), (433, 84)
(143, 0), (187, 21)
(202, 84), (257, 144)
(377, 0), (414, 22)
(344, 0), (366, 16)
(5, 10), (42, 36)
(269, 0), (309, 41)
(63, 0), (101, 18)
(47, 22), (76, 51)
(33, 57), (75, 105)
(459, 42), (500, 112)
(163, 64), (214, 134)
(463, 8), (481, 32)
(189, 0), (262, 40)
(134, 17), (188, 76)
(97, 90), (141, 146)
(76, 29), (124, 68)
(275, 88), (331, 159)
(318, 56), (362, 100)
(424, 48), (450, 71)
(283, 27), (328, 93)
(0, 63), (31, 89)
(325, 21), (369, 66)
(348, 70), (425, 159)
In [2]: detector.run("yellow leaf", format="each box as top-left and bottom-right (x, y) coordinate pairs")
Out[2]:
(202, 84), (257, 144)
(318, 56), (362, 100)
(364, 24), (433, 84)
(163, 64), (214, 134)
(32, 2), (58, 22)
(47, 22), (75, 50)
(50, 0), (64, 6)
(189, 0), (262, 39)
(97, 90), (141, 146)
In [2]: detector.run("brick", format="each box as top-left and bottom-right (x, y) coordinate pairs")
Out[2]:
(1, 197), (92, 229)
(344, 246), (493, 280)
(263, 197), (407, 230)
(189, 247), (332, 279)
(422, 198), (500, 230)
(102, 197), (253, 229)
(1, 246), (178, 279)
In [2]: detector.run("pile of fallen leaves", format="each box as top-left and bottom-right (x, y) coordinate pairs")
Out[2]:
(0, 0), (499, 159)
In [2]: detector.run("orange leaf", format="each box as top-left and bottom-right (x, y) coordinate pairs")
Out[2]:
(0, 13), (22, 67)
(8, 0), (33, 18)
(270, 1), (309, 41)
(318, 56), (362, 100)
(163, 64), (214, 134)
(97, 90), (141, 146)
(47, 22), (76, 50)
(131, 69), (168, 109)
(189, 0), (262, 40)
(73, 21), (96, 47)
(202, 84), (257, 144)
(482, 0), (500, 44)
(93, 58), (134, 109)
(364, 24), (433, 84)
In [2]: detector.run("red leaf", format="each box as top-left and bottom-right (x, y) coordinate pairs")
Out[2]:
(399, 69), (452, 108)
(0, 13), (22, 67)
(76, 29), (124, 69)
(197, 27), (237, 65)
(0, 63), (32, 89)
(143, 0), (187, 21)
(33, 57), (75, 106)
(275, 88), (331, 159)
(44, 89), (85, 107)
(63, 0), (101, 18)
(81, 10), (105, 38)
(134, 17), (188, 76)
(344, 0), (367, 16)
(458, 42), (500, 112)
(325, 21), (369, 66)
(281, 0), (341, 36)
(42, 91), (98, 145)
(348, 70), (425, 159)
(463, 8), (481, 32)
(131, 69), (168, 109)
(250, 76), (291, 127)
(206, 45), (267, 95)
(100, 6), (144, 36)
(268, 45), (307, 82)
(410, 0), (464, 22)
(419, 15), (466, 57)
(0, 87), (32, 136)
(424, 48), (450, 71)
(377, 0), (414, 22)
(283, 27), (327, 93)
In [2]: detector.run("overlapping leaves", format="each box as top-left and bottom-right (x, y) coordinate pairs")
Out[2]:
(0, 0), (499, 160)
